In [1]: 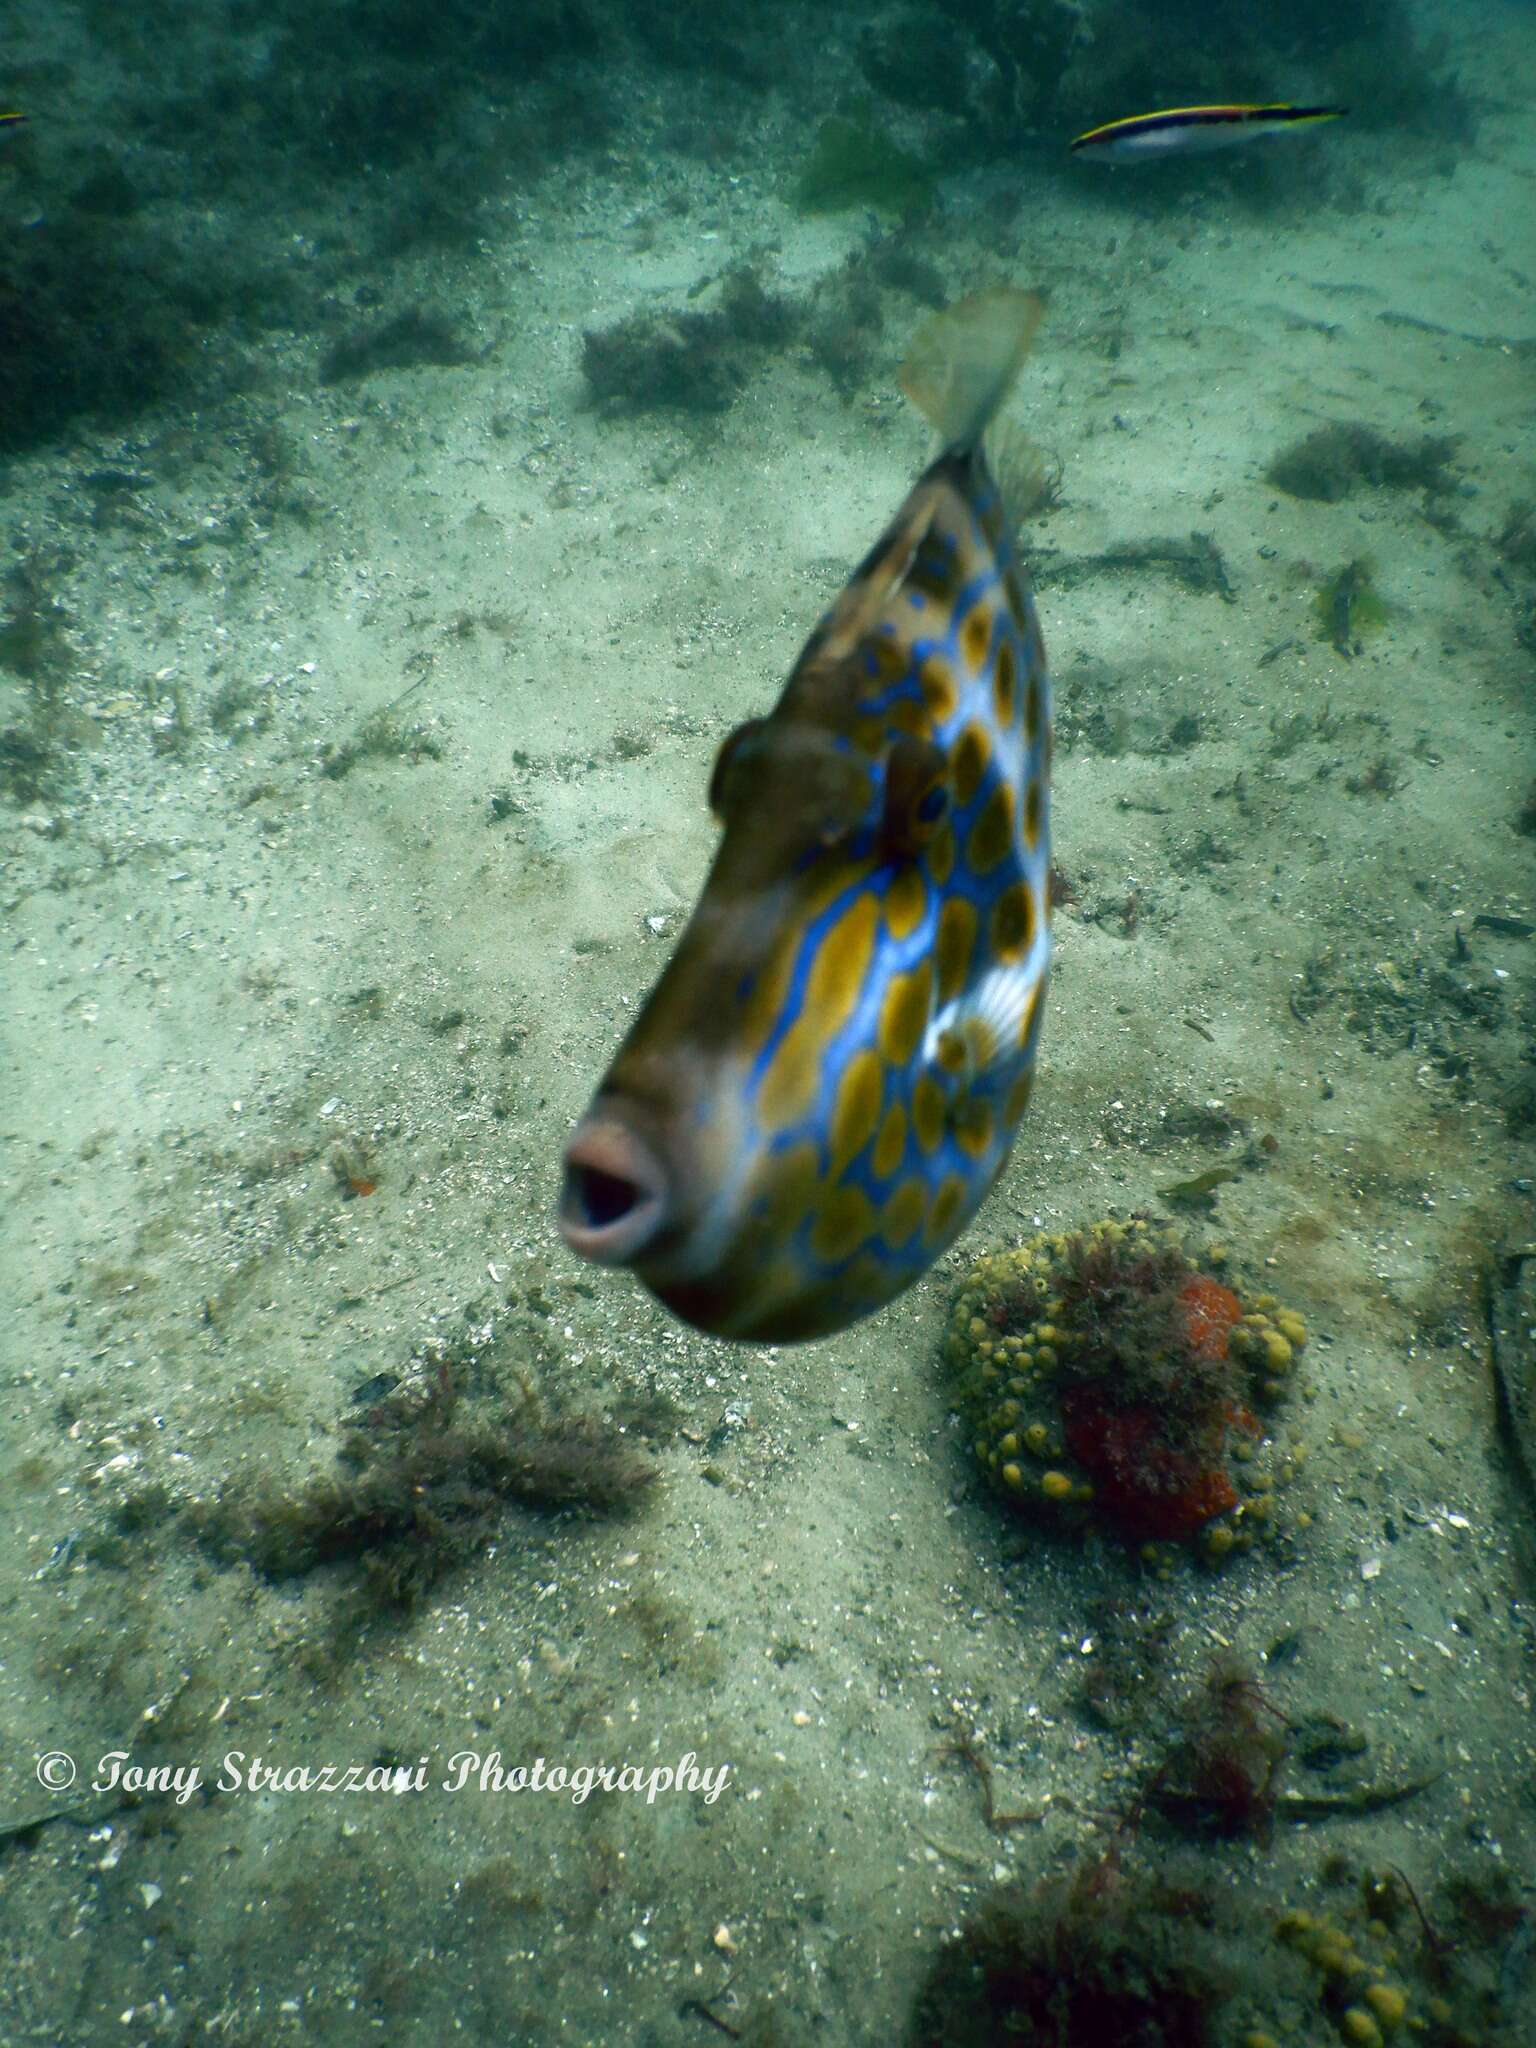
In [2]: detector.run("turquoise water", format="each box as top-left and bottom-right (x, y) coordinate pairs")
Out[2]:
(2, 4), (1533, 2043)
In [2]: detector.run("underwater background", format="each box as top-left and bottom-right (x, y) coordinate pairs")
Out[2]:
(1, 1), (1534, 2042)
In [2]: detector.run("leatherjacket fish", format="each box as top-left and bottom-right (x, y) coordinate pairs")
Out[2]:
(559, 288), (1053, 1342)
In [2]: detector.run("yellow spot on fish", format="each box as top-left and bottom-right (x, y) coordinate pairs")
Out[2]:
(829, 1048), (882, 1176)
(1024, 777), (1042, 850)
(757, 894), (878, 1131)
(881, 1176), (926, 1246)
(864, 634), (906, 689)
(913, 1073), (947, 1152)
(953, 723), (990, 807)
(745, 1258), (807, 1333)
(740, 860), (873, 1055)
(936, 896), (977, 1003)
(810, 1182), (876, 1264)
(936, 1027), (967, 1074)
(879, 958), (932, 1066)
(920, 654), (957, 721)
(991, 881), (1033, 961)
(1024, 674), (1043, 744)
(890, 695), (932, 737)
(1004, 1069), (1035, 1123)
(926, 1172), (967, 1245)
(758, 1138), (822, 1238)
(738, 945), (794, 1062)
(843, 1250), (886, 1308)
(994, 637), (1016, 725)
(966, 782), (1014, 874)
(756, 1023), (823, 1137)
(961, 607), (990, 672)
(884, 865), (927, 940)
(952, 1094), (994, 1158)
(873, 1101), (907, 1179)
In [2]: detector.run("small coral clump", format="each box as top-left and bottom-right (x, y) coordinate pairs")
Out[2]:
(1275, 1860), (1531, 2048)
(1276, 1907), (1417, 2048)
(944, 1217), (1307, 1559)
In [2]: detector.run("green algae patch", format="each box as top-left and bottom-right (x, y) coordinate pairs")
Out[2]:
(1314, 558), (1390, 656)
(792, 104), (937, 217)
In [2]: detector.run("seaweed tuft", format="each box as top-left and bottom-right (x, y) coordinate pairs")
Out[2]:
(194, 1365), (657, 1611)
(908, 1850), (1230, 2048)
(1267, 422), (1459, 502)
(1148, 1658), (1290, 1840)
(319, 305), (479, 385)
(581, 262), (801, 416)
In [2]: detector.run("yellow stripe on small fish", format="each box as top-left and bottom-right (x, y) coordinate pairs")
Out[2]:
(1072, 103), (1347, 161)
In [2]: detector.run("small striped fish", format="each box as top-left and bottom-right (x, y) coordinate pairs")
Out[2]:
(559, 289), (1052, 1342)
(1072, 104), (1346, 160)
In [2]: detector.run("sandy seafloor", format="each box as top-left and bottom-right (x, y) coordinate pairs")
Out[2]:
(2, 2), (1535, 2042)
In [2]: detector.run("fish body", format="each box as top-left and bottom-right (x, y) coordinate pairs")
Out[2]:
(559, 289), (1053, 1343)
(1072, 104), (1346, 161)
(0, 113), (28, 140)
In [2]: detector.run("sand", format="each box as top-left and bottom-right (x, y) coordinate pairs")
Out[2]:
(2, 2), (1534, 2041)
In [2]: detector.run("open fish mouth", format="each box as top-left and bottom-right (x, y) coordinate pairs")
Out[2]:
(559, 1116), (670, 1266)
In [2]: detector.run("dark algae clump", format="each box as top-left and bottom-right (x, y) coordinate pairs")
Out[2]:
(1266, 421), (1460, 502)
(581, 265), (800, 415)
(580, 251), (944, 416)
(0, 550), (82, 802)
(319, 305), (480, 385)
(908, 1852), (1231, 2048)
(195, 1362), (656, 1611)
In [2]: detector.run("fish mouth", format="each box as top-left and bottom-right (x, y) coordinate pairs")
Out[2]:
(558, 1115), (670, 1268)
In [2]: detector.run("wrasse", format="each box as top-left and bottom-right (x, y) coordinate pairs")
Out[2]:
(559, 288), (1053, 1343)
(0, 113), (28, 138)
(1071, 104), (1346, 161)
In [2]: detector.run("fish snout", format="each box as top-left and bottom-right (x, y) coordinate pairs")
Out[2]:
(559, 1113), (671, 1268)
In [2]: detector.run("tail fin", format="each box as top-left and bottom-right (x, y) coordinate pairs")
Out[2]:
(898, 287), (1044, 454)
